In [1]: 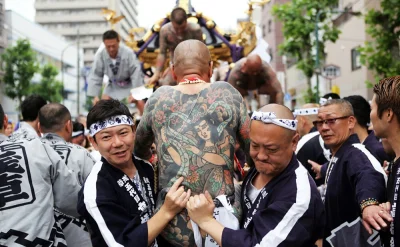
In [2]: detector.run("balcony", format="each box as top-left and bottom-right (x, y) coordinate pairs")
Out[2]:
(35, 0), (108, 10)
(36, 14), (104, 23)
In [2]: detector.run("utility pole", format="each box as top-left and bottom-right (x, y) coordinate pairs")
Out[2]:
(77, 28), (80, 116)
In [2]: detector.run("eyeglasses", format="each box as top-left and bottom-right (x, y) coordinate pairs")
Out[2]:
(312, 116), (351, 129)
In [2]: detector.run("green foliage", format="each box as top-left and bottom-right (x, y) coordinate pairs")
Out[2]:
(30, 64), (63, 103)
(1, 39), (39, 107)
(272, 0), (340, 103)
(359, 0), (400, 84)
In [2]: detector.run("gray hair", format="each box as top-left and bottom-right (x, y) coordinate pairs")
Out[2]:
(322, 99), (354, 116)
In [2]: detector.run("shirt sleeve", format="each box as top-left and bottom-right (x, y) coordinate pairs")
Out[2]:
(87, 52), (104, 97)
(81, 175), (149, 247)
(44, 143), (81, 217)
(82, 150), (96, 183)
(346, 148), (387, 205)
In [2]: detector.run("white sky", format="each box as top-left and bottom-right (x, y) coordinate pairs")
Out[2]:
(5, 0), (250, 31)
(138, 0), (249, 30)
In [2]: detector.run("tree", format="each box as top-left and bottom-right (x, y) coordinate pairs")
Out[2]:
(31, 64), (63, 103)
(359, 0), (400, 84)
(1, 39), (39, 108)
(272, 0), (340, 103)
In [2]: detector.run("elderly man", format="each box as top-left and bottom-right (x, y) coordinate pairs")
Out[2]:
(9, 95), (47, 141)
(77, 99), (190, 246)
(39, 103), (96, 247)
(135, 40), (250, 246)
(87, 30), (145, 113)
(148, 7), (203, 87)
(370, 75), (400, 247)
(227, 54), (284, 105)
(187, 104), (325, 247)
(313, 99), (389, 246)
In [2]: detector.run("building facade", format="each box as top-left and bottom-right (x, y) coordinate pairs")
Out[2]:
(1, 10), (84, 121)
(35, 0), (139, 66)
(0, 0), (6, 76)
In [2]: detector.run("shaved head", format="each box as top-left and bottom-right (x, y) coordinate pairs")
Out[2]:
(243, 54), (262, 75)
(259, 103), (295, 120)
(302, 103), (320, 109)
(172, 39), (212, 78)
(257, 104), (296, 140)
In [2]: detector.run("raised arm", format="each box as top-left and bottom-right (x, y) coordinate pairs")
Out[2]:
(259, 63), (284, 104)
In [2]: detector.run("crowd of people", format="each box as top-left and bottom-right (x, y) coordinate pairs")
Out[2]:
(1, 6), (400, 247)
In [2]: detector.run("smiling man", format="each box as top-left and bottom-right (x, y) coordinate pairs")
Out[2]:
(77, 99), (190, 247)
(187, 104), (325, 247)
(314, 99), (389, 247)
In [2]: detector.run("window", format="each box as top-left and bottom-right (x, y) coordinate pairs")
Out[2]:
(351, 48), (361, 71)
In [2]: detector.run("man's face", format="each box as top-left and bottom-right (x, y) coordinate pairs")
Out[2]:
(316, 104), (354, 150)
(90, 125), (135, 167)
(370, 94), (387, 138)
(249, 121), (298, 178)
(104, 38), (119, 58)
(172, 21), (187, 35)
(5, 125), (12, 136)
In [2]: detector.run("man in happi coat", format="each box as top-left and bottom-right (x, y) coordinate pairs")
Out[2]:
(295, 103), (329, 187)
(370, 75), (400, 247)
(77, 99), (190, 247)
(134, 40), (250, 246)
(344, 95), (390, 165)
(313, 99), (390, 246)
(87, 30), (145, 114)
(8, 95), (47, 141)
(187, 104), (325, 247)
(39, 103), (96, 247)
(0, 123), (81, 246)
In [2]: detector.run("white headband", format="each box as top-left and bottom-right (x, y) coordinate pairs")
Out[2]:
(294, 107), (319, 116)
(319, 97), (332, 106)
(251, 111), (297, 131)
(89, 115), (134, 137)
(72, 130), (83, 138)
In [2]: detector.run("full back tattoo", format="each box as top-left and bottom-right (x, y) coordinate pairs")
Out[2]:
(135, 81), (250, 246)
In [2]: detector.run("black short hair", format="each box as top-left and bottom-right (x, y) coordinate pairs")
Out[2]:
(73, 121), (85, 132)
(87, 99), (132, 139)
(21, 95), (47, 121)
(343, 95), (371, 129)
(322, 93), (340, 100)
(39, 103), (71, 133)
(0, 103), (4, 130)
(103, 30), (120, 42)
(171, 7), (187, 25)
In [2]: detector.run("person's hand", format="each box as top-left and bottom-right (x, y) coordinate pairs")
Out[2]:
(147, 74), (159, 87)
(379, 202), (391, 214)
(362, 204), (393, 234)
(187, 191), (215, 227)
(161, 177), (191, 220)
(308, 160), (322, 179)
(383, 161), (390, 176)
(92, 96), (100, 106)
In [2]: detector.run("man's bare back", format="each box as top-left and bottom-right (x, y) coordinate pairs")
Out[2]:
(135, 81), (250, 246)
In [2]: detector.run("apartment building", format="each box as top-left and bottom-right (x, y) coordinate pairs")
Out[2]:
(35, 0), (139, 66)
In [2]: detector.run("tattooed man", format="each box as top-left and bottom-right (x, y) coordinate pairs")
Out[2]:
(227, 54), (284, 105)
(135, 40), (250, 246)
(148, 7), (203, 87)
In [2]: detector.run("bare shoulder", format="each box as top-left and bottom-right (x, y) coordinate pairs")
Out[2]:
(160, 22), (172, 34)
